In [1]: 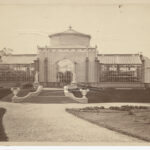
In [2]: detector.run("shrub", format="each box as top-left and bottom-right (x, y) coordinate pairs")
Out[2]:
(139, 106), (148, 109)
(109, 106), (121, 111)
(0, 88), (11, 99)
(121, 105), (148, 110)
(128, 110), (134, 115)
(83, 107), (94, 110)
(21, 82), (33, 89)
(80, 106), (105, 111)
(109, 105), (149, 111)
(15, 82), (21, 87)
(92, 106), (105, 110)
(99, 106), (105, 109)
(121, 105), (133, 111)
(109, 106), (133, 111)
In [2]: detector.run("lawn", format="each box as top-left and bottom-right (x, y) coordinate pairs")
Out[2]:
(0, 88), (35, 102)
(0, 107), (8, 141)
(0, 88), (11, 99)
(70, 88), (150, 103)
(17, 88), (36, 97)
(66, 105), (150, 142)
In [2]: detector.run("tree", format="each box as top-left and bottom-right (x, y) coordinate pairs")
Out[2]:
(0, 48), (13, 56)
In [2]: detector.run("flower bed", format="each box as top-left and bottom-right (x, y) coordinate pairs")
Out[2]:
(66, 105), (150, 142)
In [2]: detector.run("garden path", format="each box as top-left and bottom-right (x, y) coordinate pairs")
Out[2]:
(0, 102), (148, 143)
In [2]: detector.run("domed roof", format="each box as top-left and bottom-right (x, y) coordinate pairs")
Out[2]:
(49, 26), (91, 38)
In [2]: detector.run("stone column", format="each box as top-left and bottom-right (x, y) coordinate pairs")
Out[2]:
(142, 59), (145, 83)
(37, 58), (39, 72)
(74, 62), (77, 83)
(71, 62), (77, 84)
(95, 57), (99, 83)
(26, 66), (30, 81)
(44, 57), (48, 84)
(34, 58), (39, 72)
(34, 58), (40, 83)
(85, 57), (89, 84)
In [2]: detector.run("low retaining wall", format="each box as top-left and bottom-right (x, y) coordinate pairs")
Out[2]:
(12, 85), (43, 103)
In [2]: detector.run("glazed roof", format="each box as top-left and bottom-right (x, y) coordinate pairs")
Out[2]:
(49, 26), (91, 38)
(98, 54), (142, 65)
(0, 54), (37, 64)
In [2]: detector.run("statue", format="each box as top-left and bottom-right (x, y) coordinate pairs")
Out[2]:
(71, 72), (77, 84)
(34, 71), (39, 89)
(34, 71), (39, 84)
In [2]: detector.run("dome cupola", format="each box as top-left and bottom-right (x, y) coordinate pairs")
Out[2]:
(49, 26), (91, 47)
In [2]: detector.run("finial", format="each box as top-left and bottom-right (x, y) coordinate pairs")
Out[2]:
(69, 25), (72, 30)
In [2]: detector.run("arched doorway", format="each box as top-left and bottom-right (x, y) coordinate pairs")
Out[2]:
(57, 59), (75, 86)
(57, 71), (73, 85)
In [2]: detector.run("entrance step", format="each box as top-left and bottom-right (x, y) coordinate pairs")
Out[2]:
(21, 89), (79, 103)
(43, 88), (63, 91)
(23, 95), (78, 103)
(39, 90), (65, 96)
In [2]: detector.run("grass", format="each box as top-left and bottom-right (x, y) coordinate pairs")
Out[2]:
(0, 88), (12, 102)
(0, 93), (13, 102)
(0, 87), (36, 102)
(70, 88), (150, 103)
(0, 107), (8, 141)
(0, 88), (35, 102)
(0, 88), (11, 99)
(66, 105), (150, 142)
(17, 88), (35, 97)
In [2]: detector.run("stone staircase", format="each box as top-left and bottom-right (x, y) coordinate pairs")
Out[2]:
(23, 89), (78, 104)
(39, 90), (65, 96)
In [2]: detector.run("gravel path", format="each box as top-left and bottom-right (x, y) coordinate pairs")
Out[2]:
(0, 102), (148, 143)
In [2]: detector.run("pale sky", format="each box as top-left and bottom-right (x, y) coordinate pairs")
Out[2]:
(0, 0), (150, 57)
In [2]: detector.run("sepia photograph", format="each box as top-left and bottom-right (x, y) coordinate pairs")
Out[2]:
(0, 0), (150, 146)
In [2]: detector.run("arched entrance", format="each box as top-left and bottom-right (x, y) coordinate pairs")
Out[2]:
(57, 71), (73, 84)
(57, 59), (75, 86)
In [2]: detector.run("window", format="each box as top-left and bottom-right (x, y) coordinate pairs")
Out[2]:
(99, 64), (142, 82)
(0, 64), (34, 81)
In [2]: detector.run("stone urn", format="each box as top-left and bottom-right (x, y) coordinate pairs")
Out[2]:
(80, 88), (89, 99)
(11, 87), (20, 97)
(64, 85), (69, 93)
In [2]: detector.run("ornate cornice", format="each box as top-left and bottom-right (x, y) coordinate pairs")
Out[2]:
(38, 47), (96, 52)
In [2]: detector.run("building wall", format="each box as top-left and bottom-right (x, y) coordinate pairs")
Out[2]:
(38, 48), (96, 86)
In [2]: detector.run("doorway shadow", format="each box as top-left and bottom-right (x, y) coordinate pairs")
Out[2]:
(0, 108), (8, 141)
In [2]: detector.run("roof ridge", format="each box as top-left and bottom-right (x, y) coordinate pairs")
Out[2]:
(10, 54), (37, 56)
(49, 27), (91, 38)
(98, 54), (139, 56)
